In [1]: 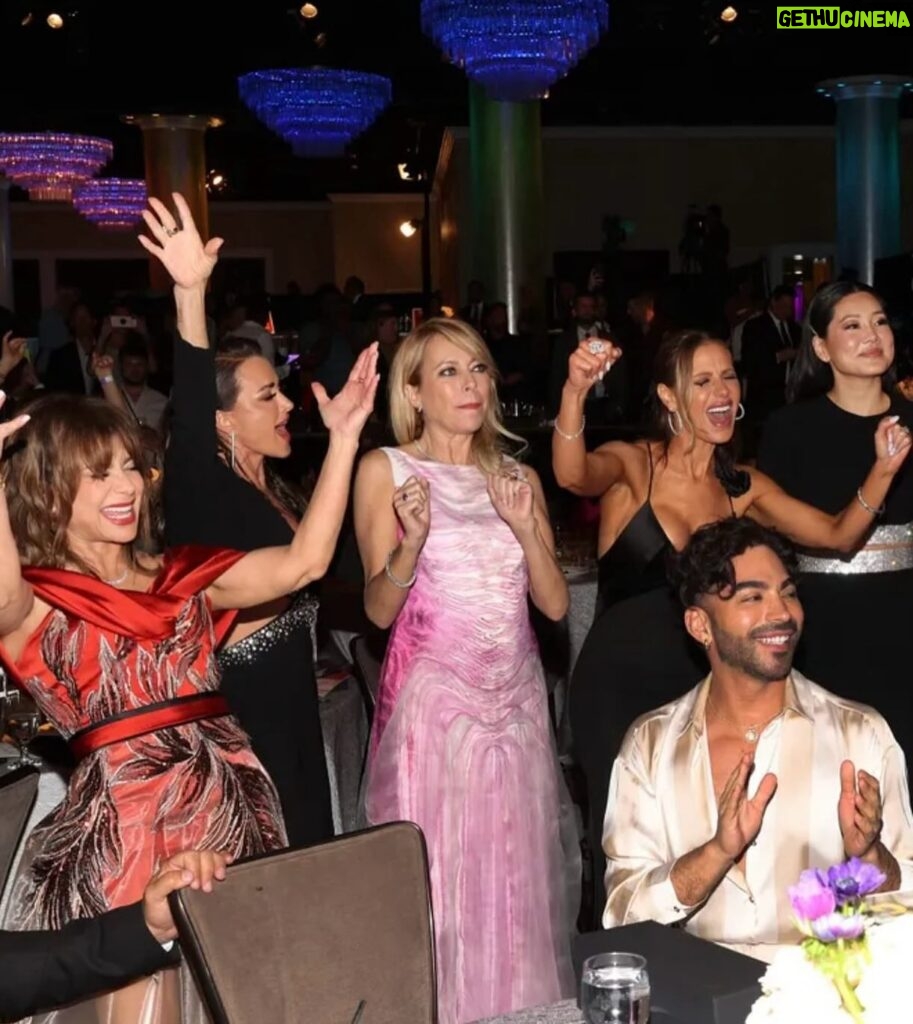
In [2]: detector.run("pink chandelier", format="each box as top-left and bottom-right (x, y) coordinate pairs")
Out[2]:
(72, 178), (148, 231)
(0, 132), (113, 201)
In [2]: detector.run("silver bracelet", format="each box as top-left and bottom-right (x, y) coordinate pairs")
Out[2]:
(554, 415), (586, 441)
(384, 549), (417, 589)
(99, 375), (114, 385)
(856, 487), (885, 517)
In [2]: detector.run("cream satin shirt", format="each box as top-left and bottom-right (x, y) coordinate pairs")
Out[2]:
(602, 672), (913, 962)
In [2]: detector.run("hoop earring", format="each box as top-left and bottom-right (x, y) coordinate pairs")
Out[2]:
(667, 410), (683, 437)
(735, 402), (746, 422)
(230, 430), (236, 472)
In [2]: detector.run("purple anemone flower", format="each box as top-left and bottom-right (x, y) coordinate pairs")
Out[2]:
(823, 858), (886, 905)
(789, 870), (837, 921)
(809, 912), (867, 942)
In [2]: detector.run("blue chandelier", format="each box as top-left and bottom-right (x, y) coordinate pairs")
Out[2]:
(238, 69), (393, 158)
(72, 178), (148, 231)
(421, 0), (608, 101)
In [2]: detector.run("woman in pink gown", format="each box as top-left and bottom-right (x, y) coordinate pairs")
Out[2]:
(354, 318), (574, 1024)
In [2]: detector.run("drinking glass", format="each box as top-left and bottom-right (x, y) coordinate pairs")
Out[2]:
(580, 952), (650, 1024)
(3, 690), (42, 767)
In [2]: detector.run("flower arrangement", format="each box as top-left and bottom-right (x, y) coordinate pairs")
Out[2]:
(747, 857), (910, 1023)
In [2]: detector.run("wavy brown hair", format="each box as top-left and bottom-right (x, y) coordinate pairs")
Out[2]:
(3, 394), (151, 571)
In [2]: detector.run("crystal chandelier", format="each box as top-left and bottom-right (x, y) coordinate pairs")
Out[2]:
(72, 178), (148, 231)
(238, 68), (392, 158)
(421, 0), (609, 101)
(0, 132), (113, 201)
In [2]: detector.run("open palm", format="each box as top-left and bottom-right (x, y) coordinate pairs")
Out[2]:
(313, 344), (380, 439)
(138, 193), (223, 290)
(715, 753), (778, 859)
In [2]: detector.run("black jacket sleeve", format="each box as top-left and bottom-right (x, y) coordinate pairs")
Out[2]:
(0, 903), (176, 1022)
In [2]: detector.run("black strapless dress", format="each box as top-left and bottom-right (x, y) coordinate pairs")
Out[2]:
(569, 447), (708, 923)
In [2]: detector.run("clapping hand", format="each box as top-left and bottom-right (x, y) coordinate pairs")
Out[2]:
(139, 193), (224, 291)
(874, 415), (912, 476)
(487, 470), (535, 539)
(713, 752), (778, 861)
(839, 760), (884, 860)
(392, 474), (430, 551)
(313, 343), (380, 440)
(566, 338), (623, 394)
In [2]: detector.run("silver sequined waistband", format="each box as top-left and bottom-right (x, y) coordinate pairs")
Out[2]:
(797, 522), (913, 575)
(218, 592), (318, 667)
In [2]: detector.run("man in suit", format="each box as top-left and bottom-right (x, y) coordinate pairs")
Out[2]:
(1, 849), (228, 1022)
(741, 284), (801, 451)
(547, 291), (627, 424)
(43, 301), (99, 396)
(459, 280), (486, 330)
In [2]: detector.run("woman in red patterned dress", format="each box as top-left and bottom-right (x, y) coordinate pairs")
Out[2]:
(0, 199), (379, 1024)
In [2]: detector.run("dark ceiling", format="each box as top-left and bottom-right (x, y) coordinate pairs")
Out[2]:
(0, 0), (911, 200)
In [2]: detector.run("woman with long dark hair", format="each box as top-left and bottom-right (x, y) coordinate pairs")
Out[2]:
(152, 194), (373, 847)
(758, 280), (913, 761)
(553, 327), (911, 921)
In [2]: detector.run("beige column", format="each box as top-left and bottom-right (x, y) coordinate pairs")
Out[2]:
(124, 114), (221, 291)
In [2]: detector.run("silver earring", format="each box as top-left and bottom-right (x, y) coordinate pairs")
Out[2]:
(667, 410), (683, 437)
(230, 430), (236, 471)
(735, 403), (746, 422)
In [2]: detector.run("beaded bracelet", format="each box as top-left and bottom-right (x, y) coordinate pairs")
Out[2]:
(553, 415), (586, 441)
(385, 549), (417, 589)
(856, 487), (885, 517)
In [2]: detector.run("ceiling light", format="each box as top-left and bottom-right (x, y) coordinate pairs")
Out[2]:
(20, 11), (34, 26)
(397, 162), (414, 181)
(720, 6), (738, 22)
(399, 219), (419, 238)
(46, 11), (64, 28)
(299, 3), (318, 17)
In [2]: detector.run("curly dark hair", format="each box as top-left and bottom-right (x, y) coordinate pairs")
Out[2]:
(668, 518), (799, 607)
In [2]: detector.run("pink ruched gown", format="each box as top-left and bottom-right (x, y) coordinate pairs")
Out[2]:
(365, 448), (573, 1024)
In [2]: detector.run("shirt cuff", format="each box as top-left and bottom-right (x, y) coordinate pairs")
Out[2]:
(604, 861), (701, 928)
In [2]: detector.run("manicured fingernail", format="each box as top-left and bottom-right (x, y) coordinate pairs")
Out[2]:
(889, 415), (900, 423)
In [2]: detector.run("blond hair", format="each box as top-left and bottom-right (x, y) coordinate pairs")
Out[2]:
(388, 317), (521, 473)
(4, 394), (152, 571)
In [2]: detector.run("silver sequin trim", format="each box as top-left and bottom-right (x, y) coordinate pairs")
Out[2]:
(798, 522), (913, 575)
(218, 591), (319, 667)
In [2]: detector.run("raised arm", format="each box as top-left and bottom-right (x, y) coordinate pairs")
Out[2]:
(205, 345), (379, 610)
(745, 416), (912, 553)
(354, 449), (430, 630)
(552, 338), (626, 496)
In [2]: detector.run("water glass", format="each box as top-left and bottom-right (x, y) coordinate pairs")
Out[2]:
(580, 952), (650, 1024)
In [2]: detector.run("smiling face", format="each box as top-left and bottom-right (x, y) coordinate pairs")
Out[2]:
(407, 333), (493, 435)
(659, 340), (741, 444)
(216, 355), (294, 459)
(690, 544), (803, 683)
(66, 436), (144, 547)
(813, 291), (894, 384)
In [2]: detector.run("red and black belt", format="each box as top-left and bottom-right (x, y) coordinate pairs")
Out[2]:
(69, 693), (231, 761)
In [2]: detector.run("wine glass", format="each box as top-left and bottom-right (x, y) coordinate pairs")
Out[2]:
(4, 689), (42, 767)
(580, 952), (650, 1024)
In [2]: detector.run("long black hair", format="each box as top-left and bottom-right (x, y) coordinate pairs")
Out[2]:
(788, 281), (896, 403)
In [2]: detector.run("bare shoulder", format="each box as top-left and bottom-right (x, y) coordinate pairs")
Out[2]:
(356, 447), (394, 484)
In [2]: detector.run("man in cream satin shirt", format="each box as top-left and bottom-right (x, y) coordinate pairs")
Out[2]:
(602, 518), (913, 962)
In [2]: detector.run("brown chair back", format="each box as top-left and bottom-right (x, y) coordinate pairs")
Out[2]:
(0, 766), (39, 896)
(171, 821), (437, 1024)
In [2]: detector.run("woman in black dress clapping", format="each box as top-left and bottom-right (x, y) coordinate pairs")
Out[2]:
(759, 280), (913, 763)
